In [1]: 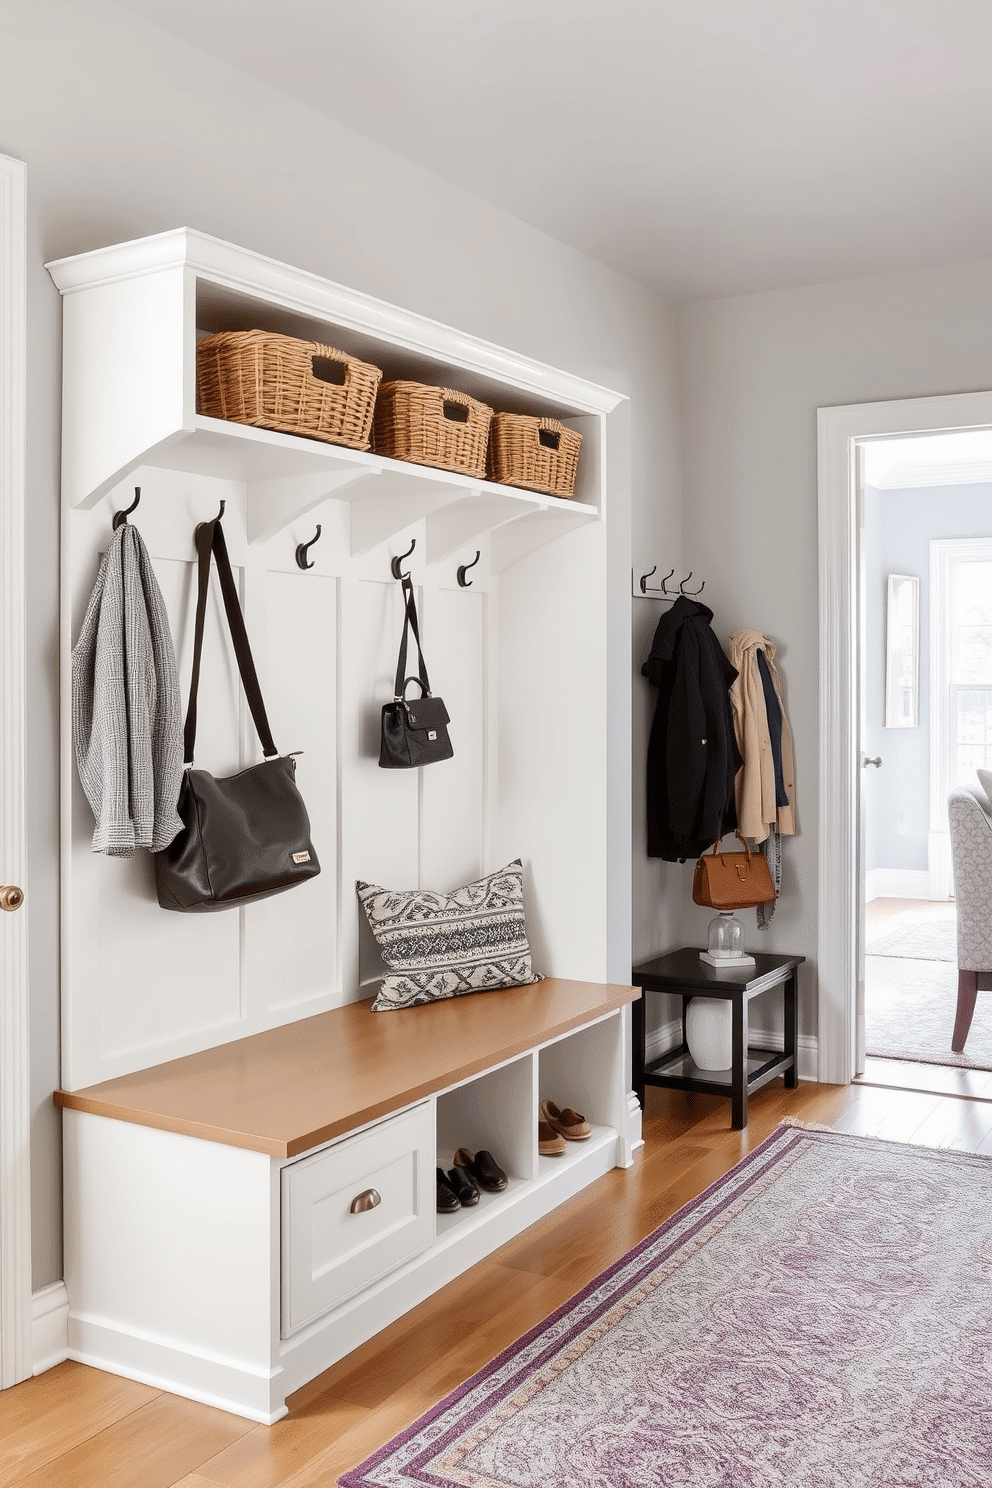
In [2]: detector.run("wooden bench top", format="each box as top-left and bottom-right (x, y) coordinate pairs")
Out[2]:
(54, 978), (639, 1158)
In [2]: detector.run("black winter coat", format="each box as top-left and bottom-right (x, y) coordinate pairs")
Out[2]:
(642, 596), (741, 862)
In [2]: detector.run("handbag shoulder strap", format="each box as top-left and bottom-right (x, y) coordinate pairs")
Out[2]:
(183, 517), (278, 764)
(393, 576), (432, 701)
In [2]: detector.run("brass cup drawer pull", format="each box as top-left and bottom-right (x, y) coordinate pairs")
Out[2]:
(350, 1188), (381, 1214)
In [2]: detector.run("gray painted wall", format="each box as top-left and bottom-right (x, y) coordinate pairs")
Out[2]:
(680, 258), (992, 1042)
(6, 0), (992, 1299)
(2, 0), (682, 1291)
(864, 483), (992, 875)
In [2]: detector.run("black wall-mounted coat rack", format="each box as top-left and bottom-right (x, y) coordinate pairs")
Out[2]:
(632, 566), (705, 601)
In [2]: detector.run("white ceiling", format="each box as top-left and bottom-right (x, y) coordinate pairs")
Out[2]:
(117, 0), (992, 299)
(864, 429), (992, 488)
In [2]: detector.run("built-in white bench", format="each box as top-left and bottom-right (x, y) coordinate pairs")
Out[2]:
(57, 977), (639, 1422)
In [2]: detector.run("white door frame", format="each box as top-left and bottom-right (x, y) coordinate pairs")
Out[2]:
(0, 152), (32, 1385)
(817, 390), (992, 1086)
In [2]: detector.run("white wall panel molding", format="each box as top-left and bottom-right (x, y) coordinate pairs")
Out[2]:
(0, 151), (32, 1389)
(817, 390), (992, 1087)
(31, 1282), (69, 1376)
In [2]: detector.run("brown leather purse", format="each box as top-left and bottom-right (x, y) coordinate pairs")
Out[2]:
(692, 831), (775, 910)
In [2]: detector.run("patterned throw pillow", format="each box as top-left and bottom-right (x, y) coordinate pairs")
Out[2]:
(357, 859), (541, 1012)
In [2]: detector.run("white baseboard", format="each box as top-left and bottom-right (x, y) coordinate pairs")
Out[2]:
(644, 1017), (685, 1067)
(68, 1309), (286, 1424)
(645, 1019), (819, 1082)
(32, 1281), (69, 1375)
(865, 868), (934, 903)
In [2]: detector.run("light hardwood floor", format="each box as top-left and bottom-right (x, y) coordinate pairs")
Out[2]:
(7, 1076), (992, 1487)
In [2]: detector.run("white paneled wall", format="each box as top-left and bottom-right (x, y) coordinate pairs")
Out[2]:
(64, 479), (525, 1088)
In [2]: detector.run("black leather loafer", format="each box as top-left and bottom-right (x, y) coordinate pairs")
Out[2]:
(436, 1167), (460, 1214)
(447, 1165), (481, 1206)
(453, 1147), (508, 1193)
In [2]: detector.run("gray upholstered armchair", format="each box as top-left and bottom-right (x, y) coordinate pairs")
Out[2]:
(948, 785), (992, 1052)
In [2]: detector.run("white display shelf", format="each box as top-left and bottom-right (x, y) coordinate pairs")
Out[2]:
(434, 1125), (619, 1246)
(535, 1124), (616, 1183)
(434, 1171), (531, 1245)
(48, 227), (613, 570)
(130, 415), (599, 563)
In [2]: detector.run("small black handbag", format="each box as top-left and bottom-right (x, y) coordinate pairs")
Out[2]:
(155, 513), (320, 911)
(379, 575), (453, 769)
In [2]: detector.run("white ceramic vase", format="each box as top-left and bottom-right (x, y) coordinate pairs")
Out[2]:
(685, 995), (733, 1071)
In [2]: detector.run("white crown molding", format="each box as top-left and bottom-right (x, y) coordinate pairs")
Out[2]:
(0, 151), (32, 1389)
(32, 1282), (69, 1376)
(45, 227), (625, 416)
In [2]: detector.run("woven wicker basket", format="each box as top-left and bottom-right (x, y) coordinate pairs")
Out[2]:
(487, 414), (583, 499)
(371, 382), (493, 477)
(196, 330), (382, 449)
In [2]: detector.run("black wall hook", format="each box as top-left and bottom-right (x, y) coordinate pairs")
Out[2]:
(456, 550), (481, 587)
(391, 538), (416, 579)
(636, 566), (675, 598)
(679, 572), (705, 596)
(194, 500), (226, 542)
(295, 524), (322, 570)
(112, 487), (141, 530)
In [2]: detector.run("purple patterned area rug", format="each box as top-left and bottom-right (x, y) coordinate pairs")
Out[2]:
(339, 1122), (992, 1488)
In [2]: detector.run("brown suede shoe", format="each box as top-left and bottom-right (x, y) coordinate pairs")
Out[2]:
(541, 1098), (591, 1141)
(538, 1120), (567, 1156)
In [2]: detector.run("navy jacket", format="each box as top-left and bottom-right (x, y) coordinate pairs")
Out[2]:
(642, 596), (740, 862)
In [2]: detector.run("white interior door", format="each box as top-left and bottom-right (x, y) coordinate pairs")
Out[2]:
(0, 153), (32, 1386)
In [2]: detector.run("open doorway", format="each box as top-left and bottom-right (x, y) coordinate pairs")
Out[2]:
(861, 433), (992, 1080)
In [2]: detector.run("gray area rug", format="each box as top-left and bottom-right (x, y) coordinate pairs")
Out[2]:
(866, 915), (957, 962)
(341, 1124), (992, 1488)
(865, 953), (992, 1070)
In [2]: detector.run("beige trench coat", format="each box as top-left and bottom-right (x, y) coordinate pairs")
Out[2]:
(727, 630), (796, 842)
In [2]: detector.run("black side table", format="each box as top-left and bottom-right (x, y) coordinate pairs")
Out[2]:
(631, 948), (805, 1130)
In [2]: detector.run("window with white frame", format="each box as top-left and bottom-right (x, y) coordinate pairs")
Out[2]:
(947, 547), (992, 786)
(929, 535), (992, 900)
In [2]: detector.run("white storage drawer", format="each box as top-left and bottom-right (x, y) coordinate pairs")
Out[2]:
(281, 1101), (434, 1337)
